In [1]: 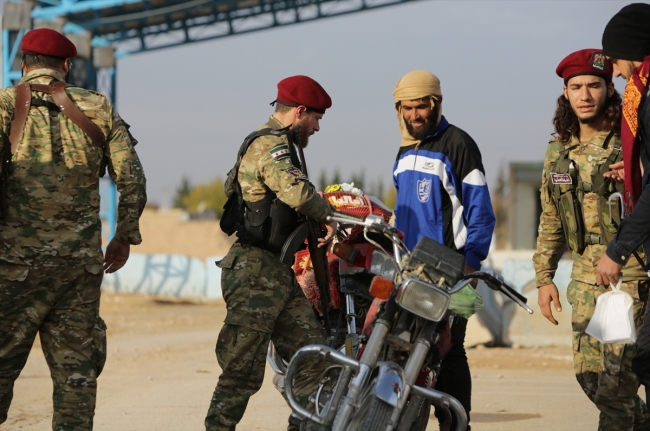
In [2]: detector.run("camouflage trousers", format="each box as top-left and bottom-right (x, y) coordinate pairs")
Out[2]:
(0, 264), (106, 431)
(205, 243), (326, 431)
(568, 279), (650, 431)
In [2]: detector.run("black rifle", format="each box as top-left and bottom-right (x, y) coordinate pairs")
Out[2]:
(290, 128), (333, 340)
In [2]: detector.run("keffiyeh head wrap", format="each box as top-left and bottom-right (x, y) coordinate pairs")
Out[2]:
(393, 70), (443, 147)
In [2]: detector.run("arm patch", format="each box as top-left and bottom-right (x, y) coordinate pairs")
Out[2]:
(270, 144), (290, 161)
(285, 166), (308, 180)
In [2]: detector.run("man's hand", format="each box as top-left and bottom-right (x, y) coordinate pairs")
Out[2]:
(596, 254), (623, 286)
(104, 238), (130, 274)
(318, 220), (337, 248)
(464, 264), (478, 288)
(603, 160), (625, 183)
(538, 283), (561, 325)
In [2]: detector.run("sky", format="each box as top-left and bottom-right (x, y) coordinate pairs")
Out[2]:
(112, 0), (647, 207)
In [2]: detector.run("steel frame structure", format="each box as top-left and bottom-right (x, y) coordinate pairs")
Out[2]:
(2, 0), (422, 240)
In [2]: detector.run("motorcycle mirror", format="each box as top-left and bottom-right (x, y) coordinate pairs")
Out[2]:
(369, 276), (394, 300)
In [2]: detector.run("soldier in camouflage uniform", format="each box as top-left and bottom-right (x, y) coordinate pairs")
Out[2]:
(533, 49), (649, 431)
(0, 29), (146, 430)
(205, 75), (336, 431)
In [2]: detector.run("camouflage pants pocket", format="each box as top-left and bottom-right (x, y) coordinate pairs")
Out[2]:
(600, 343), (639, 398)
(92, 316), (107, 377)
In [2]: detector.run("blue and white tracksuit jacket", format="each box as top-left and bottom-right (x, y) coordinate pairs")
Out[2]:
(392, 116), (495, 269)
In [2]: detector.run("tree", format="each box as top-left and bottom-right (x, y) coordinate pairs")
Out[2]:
(182, 178), (228, 218)
(172, 176), (192, 209)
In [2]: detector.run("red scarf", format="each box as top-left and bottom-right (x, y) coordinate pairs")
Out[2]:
(622, 55), (650, 211)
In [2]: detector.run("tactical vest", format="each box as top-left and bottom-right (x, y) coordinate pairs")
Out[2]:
(548, 131), (622, 254)
(220, 127), (301, 253)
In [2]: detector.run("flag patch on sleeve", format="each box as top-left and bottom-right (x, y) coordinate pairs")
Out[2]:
(270, 144), (290, 160)
(285, 166), (307, 180)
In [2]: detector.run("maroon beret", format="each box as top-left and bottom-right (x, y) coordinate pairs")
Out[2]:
(556, 49), (612, 83)
(275, 75), (332, 114)
(21, 28), (77, 59)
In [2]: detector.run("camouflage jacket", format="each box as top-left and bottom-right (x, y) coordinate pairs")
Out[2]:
(0, 68), (147, 267)
(225, 116), (331, 222)
(533, 131), (646, 286)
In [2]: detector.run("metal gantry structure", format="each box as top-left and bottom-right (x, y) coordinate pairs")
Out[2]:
(1, 0), (423, 239)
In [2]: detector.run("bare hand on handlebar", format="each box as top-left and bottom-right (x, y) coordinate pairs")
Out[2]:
(318, 220), (337, 248)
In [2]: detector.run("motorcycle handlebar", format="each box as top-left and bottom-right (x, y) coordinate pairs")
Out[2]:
(461, 270), (534, 314)
(326, 210), (375, 226)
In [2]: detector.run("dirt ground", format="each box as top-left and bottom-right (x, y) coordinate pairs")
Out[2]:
(3, 293), (620, 431)
(131, 209), (234, 260)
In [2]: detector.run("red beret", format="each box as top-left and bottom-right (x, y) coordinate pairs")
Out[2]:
(21, 28), (77, 59)
(275, 75), (332, 114)
(556, 49), (612, 83)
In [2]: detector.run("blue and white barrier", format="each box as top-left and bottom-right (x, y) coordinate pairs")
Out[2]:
(102, 253), (225, 300)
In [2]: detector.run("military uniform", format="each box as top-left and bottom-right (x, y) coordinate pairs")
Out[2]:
(205, 116), (332, 431)
(533, 131), (650, 431)
(0, 60), (146, 430)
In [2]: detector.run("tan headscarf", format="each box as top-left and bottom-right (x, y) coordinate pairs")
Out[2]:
(393, 70), (443, 147)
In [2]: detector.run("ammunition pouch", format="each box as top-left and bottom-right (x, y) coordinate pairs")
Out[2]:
(549, 133), (622, 254)
(238, 196), (301, 254)
(550, 155), (586, 254)
(592, 146), (623, 245)
(220, 126), (304, 255)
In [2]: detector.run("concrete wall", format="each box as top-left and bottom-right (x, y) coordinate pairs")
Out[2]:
(102, 253), (225, 300)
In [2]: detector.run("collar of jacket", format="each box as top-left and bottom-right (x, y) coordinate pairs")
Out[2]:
(568, 129), (613, 148)
(267, 115), (290, 130)
(415, 115), (450, 147)
(20, 68), (65, 84)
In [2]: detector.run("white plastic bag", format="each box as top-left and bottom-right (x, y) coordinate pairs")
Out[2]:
(585, 279), (636, 344)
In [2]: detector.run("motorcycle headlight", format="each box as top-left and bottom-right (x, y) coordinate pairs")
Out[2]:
(396, 278), (450, 322)
(370, 250), (399, 281)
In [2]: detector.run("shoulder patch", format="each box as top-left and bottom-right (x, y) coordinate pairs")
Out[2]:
(270, 144), (290, 161)
(550, 173), (572, 185)
(285, 166), (308, 180)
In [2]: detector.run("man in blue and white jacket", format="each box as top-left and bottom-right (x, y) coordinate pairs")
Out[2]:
(392, 70), (495, 431)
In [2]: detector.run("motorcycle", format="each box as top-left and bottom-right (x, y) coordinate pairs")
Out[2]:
(282, 210), (534, 431)
(267, 190), (396, 387)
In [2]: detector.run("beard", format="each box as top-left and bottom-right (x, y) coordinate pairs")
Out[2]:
(294, 118), (311, 148)
(576, 96), (608, 125)
(404, 106), (439, 140)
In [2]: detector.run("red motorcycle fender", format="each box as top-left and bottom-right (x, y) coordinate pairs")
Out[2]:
(373, 361), (405, 407)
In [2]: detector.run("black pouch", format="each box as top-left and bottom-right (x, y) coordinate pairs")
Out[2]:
(241, 196), (271, 246)
(266, 200), (300, 253)
(220, 192), (243, 236)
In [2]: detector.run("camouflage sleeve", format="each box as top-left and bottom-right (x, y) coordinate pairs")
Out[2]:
(254, 137), (332, 222)
(0, 88), (16, 167)
(532, 140), (566, 287)
(105, 108), (147, 245)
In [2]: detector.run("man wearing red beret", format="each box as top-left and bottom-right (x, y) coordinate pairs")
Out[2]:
(0, 29), (147, 430)
(533, 48), (650, 431)
(205, 75), (336, 431)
